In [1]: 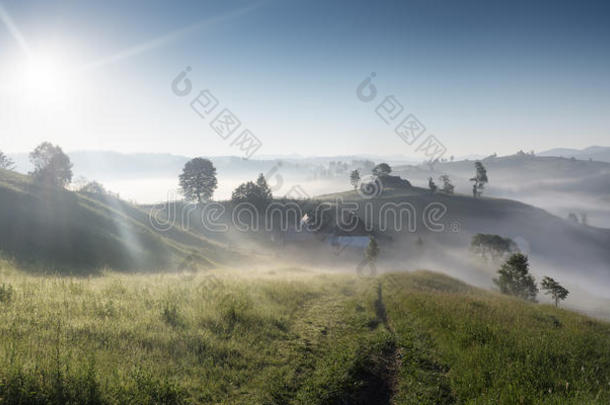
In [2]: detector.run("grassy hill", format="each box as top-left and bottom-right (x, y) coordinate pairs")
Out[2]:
(395, 152), (610, 178)
(316, 186), (610, 266)
(0, 263), (608, 404)
(394, 153), (610, 229)
(0, 169), (227, 273)
(311, 186), (610, 307)
(393, 153), (610, 195)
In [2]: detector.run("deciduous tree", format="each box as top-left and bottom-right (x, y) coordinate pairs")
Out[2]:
(470, 161), (488, 197)
(179, 158), (218, 204)
(471, 233), (519, 262)
(231, 173), (273, 209)
(372, 163), (391, 177)
(0, 151), (15, 170)
(439, 174), (454, 194)
(350, 169), (360, 190)
(494, 253), (538, 302)
(541, 276), (569, 307)
(428, 177), (437, 193)
(29, 142), (73, 187)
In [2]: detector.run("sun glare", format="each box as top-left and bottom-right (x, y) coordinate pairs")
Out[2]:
(6, 45), (85, 129)
(24, 51), (71, 95)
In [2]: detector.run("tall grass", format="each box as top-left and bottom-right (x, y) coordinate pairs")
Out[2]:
(0, 260), (395, 404)
(383, 271), (610, 404)
(1, 258), (609, 404)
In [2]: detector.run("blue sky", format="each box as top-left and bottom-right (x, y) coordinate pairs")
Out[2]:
(0, 0), (608, 158)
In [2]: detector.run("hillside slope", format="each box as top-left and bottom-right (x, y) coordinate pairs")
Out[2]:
(392, 153), (610, 228)
(0, 169), (226, 273)
(394, 153), (610, 195)
(314, 186), (610, 297)
(0, 267), (608, 404)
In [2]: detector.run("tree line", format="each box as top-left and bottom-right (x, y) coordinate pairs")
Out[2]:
(1, 144), (491, 202)
(348, 160), (489, 197)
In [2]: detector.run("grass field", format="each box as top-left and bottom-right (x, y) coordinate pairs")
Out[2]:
(0, 257), (609, 404)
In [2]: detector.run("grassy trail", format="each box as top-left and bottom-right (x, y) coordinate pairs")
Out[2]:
(0, 265), (402, 404)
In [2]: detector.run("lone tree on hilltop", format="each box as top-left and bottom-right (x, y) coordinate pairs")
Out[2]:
(350, 169), (360, 190)
(470, 161), (488, 197)
(179, 157), (218, 205)
(439, 174), (454, 194)
(494, 253), (538, 302)
(372, 163), (392, 177)
(29, 142), (73, 187)
(0, 151), (15, 170)
(541, 276), (569, 307)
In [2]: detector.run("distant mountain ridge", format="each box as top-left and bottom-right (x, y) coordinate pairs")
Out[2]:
(539, 145), (610, 162)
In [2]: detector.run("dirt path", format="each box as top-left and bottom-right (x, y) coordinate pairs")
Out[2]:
(374, 282), (403, 405)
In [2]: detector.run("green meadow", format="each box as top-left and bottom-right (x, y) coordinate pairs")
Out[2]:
(0, 258), (608, 404)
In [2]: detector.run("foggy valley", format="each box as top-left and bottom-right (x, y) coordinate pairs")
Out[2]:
(1, 0), (609, 403)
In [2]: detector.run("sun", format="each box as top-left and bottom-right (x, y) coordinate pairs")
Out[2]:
(24, 51), (71, 96)
(7, 45), (84, 120)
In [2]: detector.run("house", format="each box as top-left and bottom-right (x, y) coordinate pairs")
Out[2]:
(325, 235), (370, 250)
(271, 214), (320, 245)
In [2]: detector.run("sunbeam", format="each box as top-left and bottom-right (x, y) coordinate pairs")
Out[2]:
(0, 2), (30, 56)
(79, 1), (267, 72)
